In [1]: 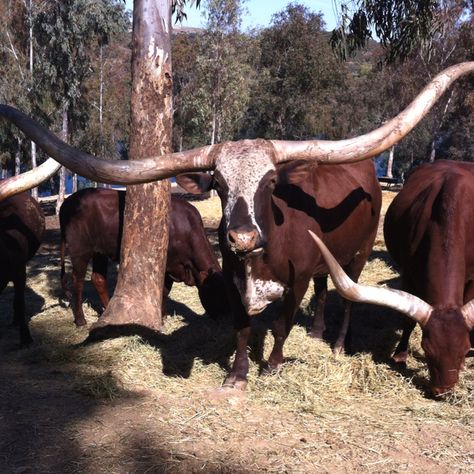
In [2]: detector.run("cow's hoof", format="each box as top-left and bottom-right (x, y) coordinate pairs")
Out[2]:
(391, 351), (408, 367)
(74, 319), (87, 327)
(222, 376), (247, 391)
(333, 344), (345, 355)
(261, 362), (281, 376)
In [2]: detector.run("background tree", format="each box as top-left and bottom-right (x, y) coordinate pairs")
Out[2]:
(33, 0), (128, 211)
(174, 0), (252, 146)
(331, 0), (474, 174)
(246, 3), (349, 140)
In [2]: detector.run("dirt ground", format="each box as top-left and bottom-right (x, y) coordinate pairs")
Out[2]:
(0, 192), (473, 473)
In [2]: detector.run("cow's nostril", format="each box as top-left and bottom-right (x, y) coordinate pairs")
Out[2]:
(228, 231), (236, 244)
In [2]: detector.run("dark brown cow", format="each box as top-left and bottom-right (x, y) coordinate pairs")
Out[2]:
(308, 160), (474, 396)
(2, 62), (473, 389)
(0, 191), (45, 344)
(59, 188), (227, 326)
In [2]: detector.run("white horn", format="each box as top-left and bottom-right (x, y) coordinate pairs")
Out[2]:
(0, 158), (61, 201)
(272, 62), (474, 164)
(0, 105), (216, 185)
(308, 230), (433, 325)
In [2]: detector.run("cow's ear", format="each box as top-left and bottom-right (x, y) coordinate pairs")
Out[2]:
(176, 172), (213, 194)
(277, 160), (314, 185)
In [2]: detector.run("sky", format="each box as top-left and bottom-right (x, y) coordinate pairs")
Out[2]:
(124, 1), (339, 31)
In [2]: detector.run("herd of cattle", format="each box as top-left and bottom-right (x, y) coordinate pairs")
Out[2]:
(0, 62), (473, 398)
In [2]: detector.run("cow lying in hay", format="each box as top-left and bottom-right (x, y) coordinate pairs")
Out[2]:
(309, 162), (474, 397)
(1, 62), (473, 389)
(59, 188), (227, 326)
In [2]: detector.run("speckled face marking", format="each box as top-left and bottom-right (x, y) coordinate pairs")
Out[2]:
(215, 141), (275, 236)
(233, 261), (286, 315)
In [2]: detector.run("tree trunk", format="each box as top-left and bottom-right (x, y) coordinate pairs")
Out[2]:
(56, 108), (68, 215)
(15, 138), (22, 176)
(91, 0), (172, 334)
(429, 89), (454, 163)
(72, 173), (77, 193)
(28, 0), (38, 200)
(386, 145), (395, 178)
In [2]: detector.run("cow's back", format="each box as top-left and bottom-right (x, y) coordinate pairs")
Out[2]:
(268, 159), (381, 281)
(0, 192), (44, 264)
(60, 188), (124, 261)
(384, 160), (474, 304)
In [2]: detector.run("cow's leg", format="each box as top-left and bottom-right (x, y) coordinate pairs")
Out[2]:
(334, 300), (352, 354)
(392, 276), (418, 365)
(392, 318), (416, 365)
(13, 268), (32, 345)
(91, 254), (109, 312)
(265, 279), (309, 374)
(70, 255), (90, 327)
(222, 273), (250, 390)
(162, 274), (174, 319)
(309, 276), (327, 339)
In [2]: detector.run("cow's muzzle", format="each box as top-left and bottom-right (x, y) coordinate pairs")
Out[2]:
(227, 227), (262, 255)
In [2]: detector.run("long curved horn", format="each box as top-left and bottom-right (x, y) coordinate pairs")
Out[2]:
(0, 105), (216, 185)
(272, 62), (474, 164)
(461, 300), (474, 330)
(308, 230), (433, 326)
(0, 158), (61, 201)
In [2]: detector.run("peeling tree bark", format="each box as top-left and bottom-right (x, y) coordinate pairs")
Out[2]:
(91, 0), (172, 333)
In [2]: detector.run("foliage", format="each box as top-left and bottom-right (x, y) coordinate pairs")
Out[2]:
(173, 0), (202, 23)
(244, 3), (350, 140)
(173, 0), (252, 147)
(331, 0), (446, 62)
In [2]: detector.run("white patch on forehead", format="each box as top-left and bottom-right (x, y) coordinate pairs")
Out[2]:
(216, 142), (275, 231)
(233, 261), (285, 315)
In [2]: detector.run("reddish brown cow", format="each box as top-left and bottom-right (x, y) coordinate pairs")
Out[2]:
(385, 161), (474, 394)
(60, 188), (227, 326)
(308, 160), (474, 396)
(0, 191), (44, 344)
(178, 157), (381, 388)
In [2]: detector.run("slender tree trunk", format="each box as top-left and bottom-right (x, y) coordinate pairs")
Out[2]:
(56, 108), (68, 214)
(386, 145), (395, 178)
(429, 90), (454, 163)
(210, 107), (216, 145)
(28, 0), (38, 200)
(72, 173), (77, 193)
(99, 43), (105, 159)
(91, 0), (172, 333)
(15, 138), (22, 176)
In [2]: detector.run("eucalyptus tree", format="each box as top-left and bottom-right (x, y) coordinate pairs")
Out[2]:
(248, 3), (349, 141)
(33, 0), (128, 210)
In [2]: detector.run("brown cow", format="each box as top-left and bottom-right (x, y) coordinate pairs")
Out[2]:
(2, 62), (473, 389)
(0, 191), (45, 344)
(308, 161), (474, 396)
(59, 188), (227, 326)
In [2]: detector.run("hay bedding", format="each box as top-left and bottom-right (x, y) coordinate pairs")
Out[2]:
(0, 192), (473, 473)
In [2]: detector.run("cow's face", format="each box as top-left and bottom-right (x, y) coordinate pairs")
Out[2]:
(421, 308), (471, 397)
(177, 141), (312, 257)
